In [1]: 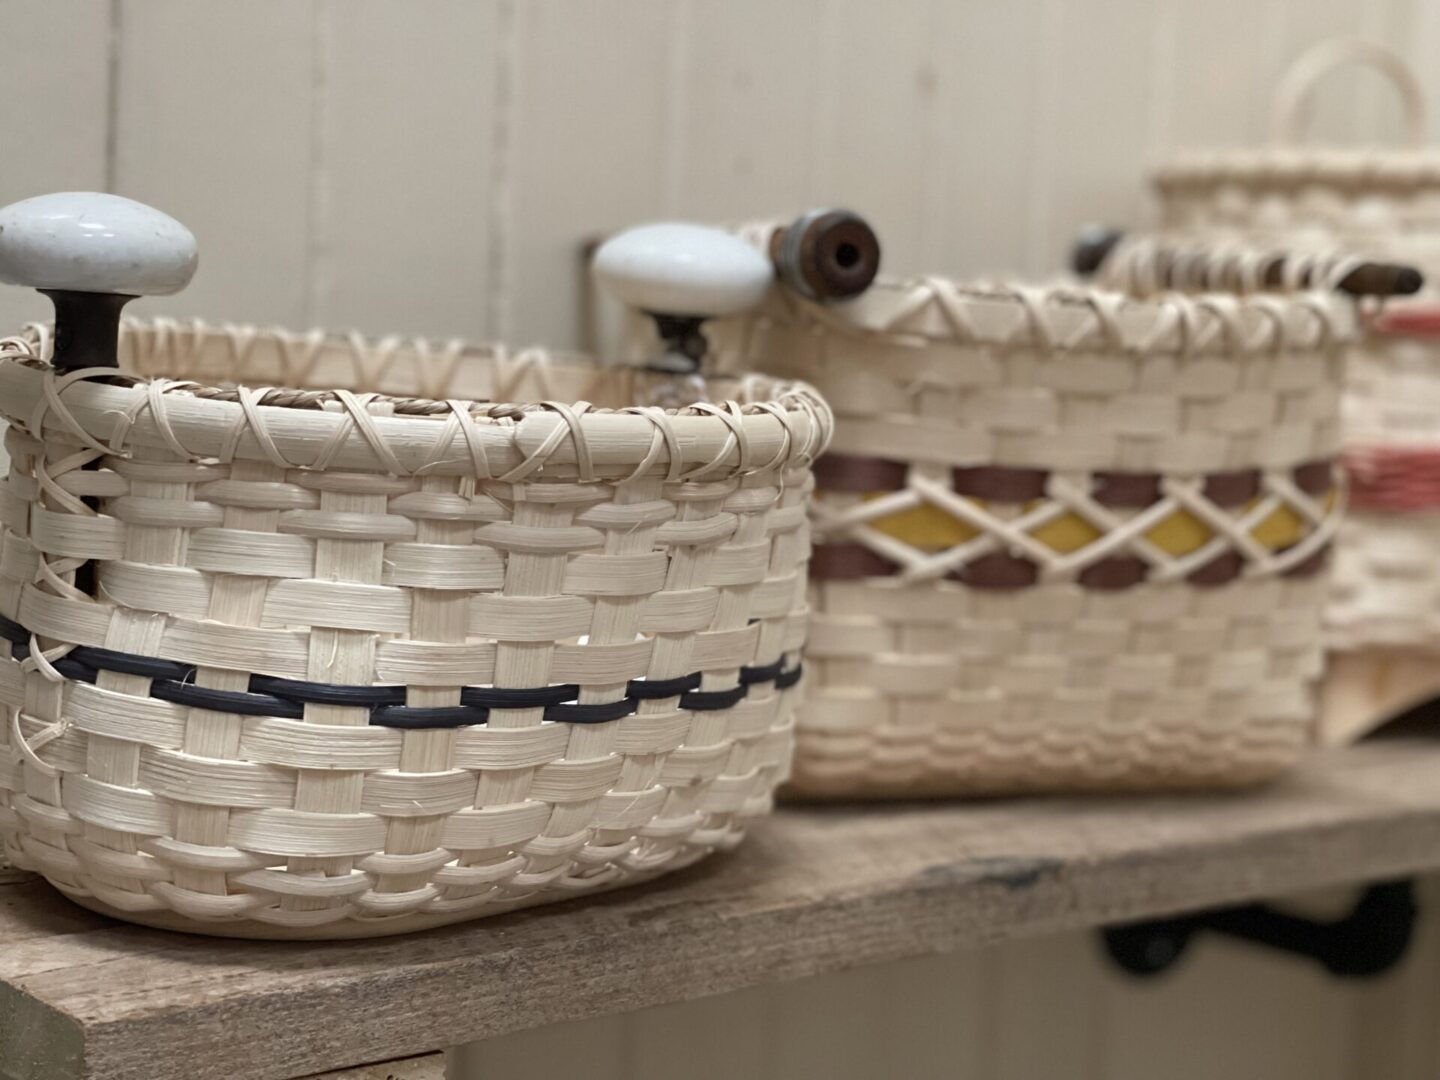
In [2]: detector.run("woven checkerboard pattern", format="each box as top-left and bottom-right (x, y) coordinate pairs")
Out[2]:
(1153, 151), (1440, 657)
(705, 276), (1349, 794)
(0, 320), (829, 937)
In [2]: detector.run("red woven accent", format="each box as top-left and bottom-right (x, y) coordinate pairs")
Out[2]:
(1374, 304), (1440, 338)
(1346, 446), (1440, 512)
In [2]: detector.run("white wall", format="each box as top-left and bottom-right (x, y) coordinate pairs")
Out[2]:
(453, 878), (1440, 1080)
(5, 2), (1439, 1076)
(0, 0), (1431, 352)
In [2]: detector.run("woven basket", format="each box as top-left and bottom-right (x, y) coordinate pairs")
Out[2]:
(706, 274), (1351, 796)
(1153, 39), (1440, 666)
(0, 318), (830, 938)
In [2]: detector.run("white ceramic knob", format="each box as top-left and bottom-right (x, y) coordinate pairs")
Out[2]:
(593, 223), (772, 318)
(0, 192), (197, 296)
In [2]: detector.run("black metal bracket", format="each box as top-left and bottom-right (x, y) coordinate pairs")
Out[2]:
(1102, 879), (1417, 980)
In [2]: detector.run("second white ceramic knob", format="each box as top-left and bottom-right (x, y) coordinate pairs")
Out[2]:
(593, 223), (772, 318)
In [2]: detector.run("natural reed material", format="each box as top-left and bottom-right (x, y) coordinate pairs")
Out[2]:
(0, 319), (831, 938)
(706, 272), (1351, 795)
(1151, 39), (1440, 668)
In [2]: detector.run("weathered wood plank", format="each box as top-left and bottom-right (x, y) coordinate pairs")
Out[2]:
(5, 735), (1440, 1080)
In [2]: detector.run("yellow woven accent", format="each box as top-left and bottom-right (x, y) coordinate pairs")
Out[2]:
(857, 497), (1331, 556)
(1146, 509), (1211, 555)
(861, 497), (978, 549)
(1031, 512), (1102, 554)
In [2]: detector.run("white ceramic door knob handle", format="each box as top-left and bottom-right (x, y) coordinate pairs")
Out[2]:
(592, 223), (772, 318)
(0, 192), (197, 296)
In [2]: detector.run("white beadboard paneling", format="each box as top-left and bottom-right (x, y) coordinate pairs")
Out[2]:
(1152, 0), (1274, 151)
(669, 0), (825, 223)
(924, 0), (1047, 278)
(447, 1012), (632, 1080)
(803, 0), (942, 281)
(1096, 927), (1358, 1080)
(622, 978), (778, 1080)
(1344, 877), (1440, 1079)
(0, 0), (112, 332)
(501, 0), (673, 349)
(112, 0), (316, 328)
(309, 0), (499, 340)
(979, 934), (1105, 1080)
(1033, 0), (1165, 274)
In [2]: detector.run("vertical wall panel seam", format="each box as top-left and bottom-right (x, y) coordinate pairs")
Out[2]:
(484, 0), (518, 342)
(1023, 0), (1064, 274)
(1146, 0), (1179, 161)
(303, 0), (331, 329)
(103, 0), (122, 193)
(660, 0), (692, 217)
(913, 0), (944, 270)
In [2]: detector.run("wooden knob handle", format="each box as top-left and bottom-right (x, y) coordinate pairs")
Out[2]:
(1071, 226), (1424, 299)
(1070, 224), (1124, 276)
(770, 209), (880, 301)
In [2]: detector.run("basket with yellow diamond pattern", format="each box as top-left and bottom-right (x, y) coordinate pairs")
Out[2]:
(707, 273), (1352, 796)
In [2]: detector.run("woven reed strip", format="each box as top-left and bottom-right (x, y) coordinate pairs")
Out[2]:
(1095, 235), (1368, 300)
(0, 321), (828, 936)
(698, 257), (1349, 794)
(1146, 45), (1440, 661)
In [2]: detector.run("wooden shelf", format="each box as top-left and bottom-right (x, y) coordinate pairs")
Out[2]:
(6, 731), (1440, 1080)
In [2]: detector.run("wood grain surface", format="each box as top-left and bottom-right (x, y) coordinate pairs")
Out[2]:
(3, 733), (1440, 1080)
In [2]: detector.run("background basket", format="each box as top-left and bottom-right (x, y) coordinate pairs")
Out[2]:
(0, 318), (829, 938)
(710, 277), (1350, 796)
(1152, 40), (1440, 685)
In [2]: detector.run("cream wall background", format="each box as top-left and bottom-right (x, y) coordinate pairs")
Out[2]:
(5, 1), (1440, 1077)
(1, 0), (1434, 349)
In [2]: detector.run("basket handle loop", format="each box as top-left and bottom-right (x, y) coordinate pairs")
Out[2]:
(1270, 39), (1425, 149)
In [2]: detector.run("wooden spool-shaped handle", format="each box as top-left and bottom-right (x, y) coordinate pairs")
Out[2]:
(1071, 226), (1423, 299)
(0, 192), (197, 370)
(770, 209), (881, 302)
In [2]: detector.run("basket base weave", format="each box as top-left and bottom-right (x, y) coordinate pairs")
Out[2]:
(786, 576), (1327, 798)
(48, 854), (710, 940)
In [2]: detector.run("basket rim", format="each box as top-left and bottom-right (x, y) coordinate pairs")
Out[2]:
(1153, 147), (1440, 190)
(762, 275), (1353, 356)
(0, 320), (834, 481)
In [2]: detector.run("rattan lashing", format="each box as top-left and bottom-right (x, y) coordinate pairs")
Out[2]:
(0, 319), (831, 938)
(1151, 40), (1440, 665)
(708, 272), (1352, 796)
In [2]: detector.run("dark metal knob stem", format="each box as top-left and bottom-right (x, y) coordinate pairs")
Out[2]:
(42, 290), (137, 372)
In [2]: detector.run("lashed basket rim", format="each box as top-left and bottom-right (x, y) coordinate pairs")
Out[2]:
(0, 320), (834, 482)
(757, 275), (1353, 355)
(1154, 147), (1440, 189)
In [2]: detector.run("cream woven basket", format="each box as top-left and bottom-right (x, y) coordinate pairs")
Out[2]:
(706, 272), (1351, 796)
(1152, 39), (1440, 738)
(0, 318), (830, 937)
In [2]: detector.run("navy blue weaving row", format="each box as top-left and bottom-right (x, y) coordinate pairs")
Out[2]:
(0, 614), (801, 730)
